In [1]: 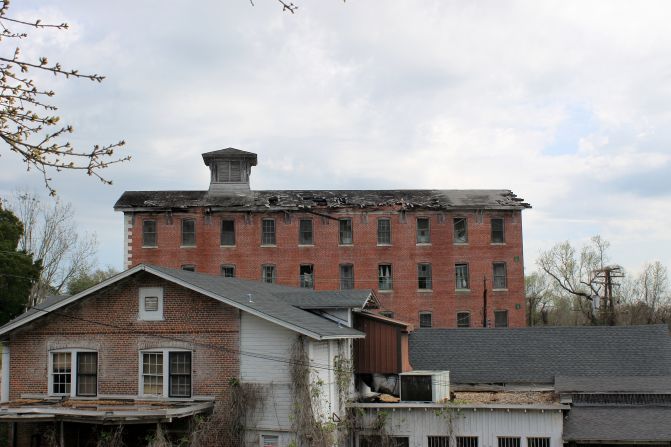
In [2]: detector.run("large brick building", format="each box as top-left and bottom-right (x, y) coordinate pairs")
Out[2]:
(114, 148), (531, 328)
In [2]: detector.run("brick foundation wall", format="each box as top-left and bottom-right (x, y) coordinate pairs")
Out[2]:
(8, 272), (239, 400)
(126, 208), (526, 328)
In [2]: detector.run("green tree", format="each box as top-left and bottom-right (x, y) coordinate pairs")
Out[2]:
(0, 204), (40, 324)
(66, 266), (118, 295)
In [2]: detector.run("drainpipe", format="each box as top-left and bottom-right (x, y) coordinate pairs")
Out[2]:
(482, 275), (488, 328)
(1, 342), (9, 402)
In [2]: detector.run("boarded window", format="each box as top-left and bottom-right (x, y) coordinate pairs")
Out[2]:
(262, 219), (276, 245)
(491, 218), (505, 243)
(377, 218), (391, 244)
(495, 310), (509, 328)
(416, 218), (430, 243)
(493, 262), (507, 289)
(339, 218), (353, 244)
(454, 217), (468, 243)
(216, 160), (242, 182)
(340, 264), (354, 290)
(262, 265), (276, 284)
(457, 311), (471, 328)
(143, 220), (157, 247)
(455, 264), (469, 289)
(498, 438), (520, 447)
(221, 220), (235, 246)
(419, 312), (432, 328)
(300, 264), (314, 289)
(221, 265), (235, 278)
(418, 263), (432, 289)
(76, 352), (97, 397)
(378, 264), (393, 290)
(169, 352), (192, 397)
(181, 219), (195, 246)
(299, 219), (313, 245)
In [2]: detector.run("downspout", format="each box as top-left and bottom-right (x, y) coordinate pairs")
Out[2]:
(1, 342), (9, 402)
(482, 275), (488, 328)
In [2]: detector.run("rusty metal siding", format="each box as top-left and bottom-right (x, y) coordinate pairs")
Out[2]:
(354, 314), (402, 374)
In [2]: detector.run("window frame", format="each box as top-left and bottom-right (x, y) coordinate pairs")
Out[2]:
(139, 287), (164, 321)
(261, 219), (276, 246)
(419, 311), (432, 328)
(139, 349), (192, 398)
(378, 264), (393, 291)
(221, 264), (236, 278)
(454, 217), (468, 244)
(497, 437), (521, 447)
(416, 217), (430, 244)
(261, 434), (280, 447)
(298, 219), (314, 245)
(181, 218), (196, 247)
(220, 219), (236, 246)
(299, 264), (314, 289)
(491, 218), (505, 243)
(494, 309), (509, 328)
(457, 311), (471, 328)
(428, 436), (450, 447)
(527, 438), (550, 447)
(457, 437), (479, 447)
(493, 262), (507, 290)
(339, 218), (353, 245)
(142, 219), (157, 247)
(262, 264), (276, 284)
(340, 264), (354, 290)
(417, 263), (433, 290)
(48, 349), (98, 397)
(455, 263), (470, 290)
(377, 218), (391, 245)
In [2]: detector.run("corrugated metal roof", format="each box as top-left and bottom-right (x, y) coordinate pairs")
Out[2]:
(409, 326), (671, 384)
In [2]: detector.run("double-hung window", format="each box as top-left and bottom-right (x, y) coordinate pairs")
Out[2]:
(299, 219), (313, 245)
(143, 220), (157, 247)
(454, 218), (468, 243)
(339, 218), (353, 245)
(50, 351), (98, 397)
(141, 350), (192, 398)
(416, 218), (430, 243)
(340, 264), (354, 290)
(457, 311), (471, 328)
(262, 219), (276, 245)
(221, 265), (235, 277)
(181, 219), (195, 246)
(493, 262), (507, 289)
(221, 220), (235, 246)
(419, 312), (432, 328)
(418, 263), (432, 290)
(494, 310), (509, 328)
(262, 265), (276, 284)
(378, 264), (393, 290)
(377, 218), (391, 245)
(455, 264), (469, 290)
(491, 218), (505, 243)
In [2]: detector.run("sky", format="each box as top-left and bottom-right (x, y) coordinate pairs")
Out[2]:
(2, 0), (671, 276)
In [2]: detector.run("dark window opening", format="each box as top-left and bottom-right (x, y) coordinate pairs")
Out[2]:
(340, 264), (354, 290)
(377, 218), (391, 244)
(300, 264), (314, 288)
(419, 312), (432, 328)
(457, 311), (471, 328)
(76, 352), (97, 397)
(495, 310), (509, 328)
(378, 264), (393, 290)
(181, 219), (195, 246)
(417, 218), (430, 243)
(339, 218), (353, 244)
(299, 219), (313, 245)
(491, 218), (505, 243)
(221, 220), (235, 246)
(143, 220), (157, 247)
(454, 217), (468, 243)
(262, 219), (276, 245)
(221, 265), (235, 278)
(169, 351), (192, 398)
(418, 263), (432, 289)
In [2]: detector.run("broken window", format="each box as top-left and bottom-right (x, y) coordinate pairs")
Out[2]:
(455, 264), (469, 289)
(221, 265), (235, 278)
(216, 160), (242, 182)
(262, 265), (276, 284)
(181, 219), (195, 246)
(457, 311), (471, 328)
(491, 218), (505, 243)
(418, 263), (432, 289)
(419, 312), (432, 328)
(339, 218), (353, 244)
(221, 220), (235, 246)
(142, 220), (157, 247)
(261, 219), (276, 245)
(493, 262), (507, 289)
(300, 264), (314, 288)
(378, 264), (393, 290)
(416, 218), (430, 243)
(454, 217), (468, 243)
(340, 264), (354, 290)
(377, 218), (391, 245)
(299, 219), (313, 245)
(494, 310), (509, 328)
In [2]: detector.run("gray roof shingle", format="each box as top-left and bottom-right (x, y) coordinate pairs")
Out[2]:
(555, 375), (671, 393)
(409, 326), (671, 384)
(563, 407), (671, 441)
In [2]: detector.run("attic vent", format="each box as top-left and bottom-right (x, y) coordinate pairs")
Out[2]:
(217, 161), (242, 182)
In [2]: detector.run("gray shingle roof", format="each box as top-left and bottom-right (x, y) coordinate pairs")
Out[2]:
(555, 375), (671, 393)
(563, 407), (671, 441)
(114, 189), (530, 211)
(409, 326), (671, 384)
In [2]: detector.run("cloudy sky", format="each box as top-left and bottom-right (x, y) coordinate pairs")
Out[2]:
(2, 0), (671, 276)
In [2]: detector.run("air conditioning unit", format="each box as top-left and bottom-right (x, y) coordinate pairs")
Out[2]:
(399, 370), (450, 403)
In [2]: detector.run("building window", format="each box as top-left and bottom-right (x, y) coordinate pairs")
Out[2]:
(377, 218), (391, 245)
(491, 218), (505, 243)
(495, 310), (509, 328)
(416, 218), (430, 243)
(181, 219), (195, 246)
(493, 262), (507, 289)
(457, 437), (479, 447)
(216, 160), (242, 182)
(340, 264), (354, 290)
(360, 436), (409, 447)
(261, 219), (276, 245)
(379, 311), (395, 318)
(262, 435), (280, 447)
(418, 263), (432, 290)
(419, 312), (432, 328)
(262, 265), (276, 284)
(141, 350), (192, 397)
(527, 438), (550, 447)
(428, 437), (450, 447)
(339, 218), (353, 245)
(181, 264), (195, 272)
(300, 264), (314, 288)
(221, 265), (235, 278)
(498, 438), (521, 447)
(457, 311), (471, 328)
(221, 220), (235, 246)
(378, 264), (393, 290)
(454, 217), (468, 243)
(143, 220), (157, 247)
(139, 287), (163, 320)
(299, 219), (313, 245)
(50, 351), (98, 397)
(455, 264), (469, 290)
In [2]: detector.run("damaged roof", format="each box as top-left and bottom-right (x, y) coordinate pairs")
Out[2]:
(114, 189), (531, 212)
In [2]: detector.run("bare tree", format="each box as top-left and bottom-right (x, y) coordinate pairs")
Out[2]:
(619, 261), (670, 325)
(0, 0), (128, 196)
(525, 272), (552, 326)
(7, 191), (97, 306)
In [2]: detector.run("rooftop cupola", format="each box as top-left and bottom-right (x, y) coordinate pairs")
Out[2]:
(202, 148), (257, 195)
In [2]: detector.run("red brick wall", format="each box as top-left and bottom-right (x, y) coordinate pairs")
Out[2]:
(126, 208), (526, 328)
(8, 272), (239, 400)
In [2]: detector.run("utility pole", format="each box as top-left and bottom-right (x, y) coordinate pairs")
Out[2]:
(591, 265), (624, 325)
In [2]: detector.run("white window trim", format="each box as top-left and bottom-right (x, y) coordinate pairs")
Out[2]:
(139, 287), (164, 321)
(138, 349), (193, 398)
(48, 349), (97, 398)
